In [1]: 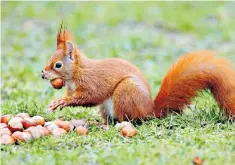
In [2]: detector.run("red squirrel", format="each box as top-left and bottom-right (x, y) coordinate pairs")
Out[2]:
(42, 25), (235, 124)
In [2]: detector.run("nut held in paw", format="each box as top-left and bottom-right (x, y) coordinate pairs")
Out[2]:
(50, 78), (64, 89)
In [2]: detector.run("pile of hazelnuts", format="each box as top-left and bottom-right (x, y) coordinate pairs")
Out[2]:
(0, 113), (89, 145)
(0, 113), (137, 145)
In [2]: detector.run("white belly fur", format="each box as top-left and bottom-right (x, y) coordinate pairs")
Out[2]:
(65, 80), (77, 94)
(101, 97), (115, 118)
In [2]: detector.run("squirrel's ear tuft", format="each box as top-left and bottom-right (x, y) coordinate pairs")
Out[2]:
(56, 22), (73, 50)
(66, 41), (74, 60)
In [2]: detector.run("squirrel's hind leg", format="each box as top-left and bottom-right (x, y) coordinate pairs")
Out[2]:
(112, 77), (154, 121)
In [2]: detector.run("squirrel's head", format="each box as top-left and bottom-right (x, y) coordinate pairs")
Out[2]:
(42, 23), (79, 81)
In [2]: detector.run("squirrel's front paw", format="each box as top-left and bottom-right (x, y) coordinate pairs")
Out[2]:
(46, 98), (67, 112)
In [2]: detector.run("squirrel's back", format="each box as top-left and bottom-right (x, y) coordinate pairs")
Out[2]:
(93, 58), (150, 89)
(76, 57), (152, 103)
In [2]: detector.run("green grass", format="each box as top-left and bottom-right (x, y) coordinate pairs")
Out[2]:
(1, 1), (235, 165)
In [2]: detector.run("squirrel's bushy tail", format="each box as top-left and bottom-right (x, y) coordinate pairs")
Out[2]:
(153, 50), (235, 117)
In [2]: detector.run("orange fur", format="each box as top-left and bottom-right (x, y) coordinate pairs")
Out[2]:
(56, 23), (73, 50)
(154, 51), (235, 117)
(42, 26), (235, 123)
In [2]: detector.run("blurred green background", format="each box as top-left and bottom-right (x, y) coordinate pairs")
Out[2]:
(1, 1), (235, 105)
(1, 2), (235, 165)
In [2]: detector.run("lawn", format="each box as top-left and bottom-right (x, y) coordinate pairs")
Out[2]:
(1, 1), (235, 165)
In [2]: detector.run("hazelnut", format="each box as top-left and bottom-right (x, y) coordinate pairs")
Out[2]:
(1, 115), (13, 124)
(22, 117), (37, 129)
(70, 119), (88, 128)
(0, 123), (8, 129)
(121, 126), (136, 138)
(16, 113), (30, 119)
(74, 126), (88, 136)
(21, 132), (33, 141)
(192, 156), (204, 165)
(115, 121), (133, 130)
(12, 131), (24, 142)
(40, 127), (51, 136)
(8, 117), (23, 132)
(52, 128), (67, 137)
(12, 131), (33, 142)
(46, 123), (59, 133)
(0, 134), (15, 145)
(50, 78), (64, 89)
(25, 126), (42, 139)
(55, 120), (70, 132)
(32, 116), (45, 126)
(0, 128), (12, 136)
(44, 121), (55, 127)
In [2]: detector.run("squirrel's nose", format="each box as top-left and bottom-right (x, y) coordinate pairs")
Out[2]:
(41, 70), (46, 79)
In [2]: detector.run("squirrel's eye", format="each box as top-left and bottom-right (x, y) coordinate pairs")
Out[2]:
(55, 62), (63, 69)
